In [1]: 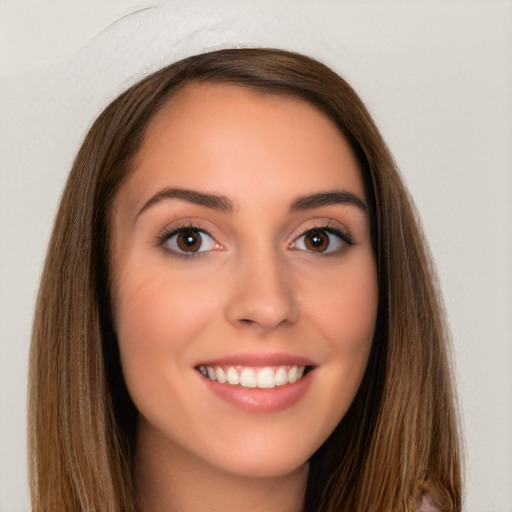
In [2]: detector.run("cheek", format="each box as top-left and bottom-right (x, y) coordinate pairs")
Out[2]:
(306, 255), (378, 354)
(112, 267), (217, 407)
(115, 259), (216, 340)
(304, 255), (378, 410)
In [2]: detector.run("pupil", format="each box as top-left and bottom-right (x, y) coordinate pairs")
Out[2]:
(178, 230), (201, 251)
(311, 235), (323, 246)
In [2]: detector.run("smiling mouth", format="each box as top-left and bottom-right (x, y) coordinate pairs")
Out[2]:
(196, 364), (312, 389)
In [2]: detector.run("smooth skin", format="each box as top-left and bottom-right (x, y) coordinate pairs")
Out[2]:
(111, 83), (378, 512)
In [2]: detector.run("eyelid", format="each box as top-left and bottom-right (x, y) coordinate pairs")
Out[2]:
(292, 219), (352, 239)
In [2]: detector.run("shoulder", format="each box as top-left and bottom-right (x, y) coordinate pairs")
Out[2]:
(417, 494), (441, 512)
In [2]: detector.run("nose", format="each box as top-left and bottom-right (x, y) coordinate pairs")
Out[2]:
(225, 249), (299, 332)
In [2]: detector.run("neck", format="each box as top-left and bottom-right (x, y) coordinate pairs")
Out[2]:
(134, 421), (308, 512)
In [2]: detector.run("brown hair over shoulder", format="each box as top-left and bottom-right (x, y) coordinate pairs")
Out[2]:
(29, 48), (462, 511)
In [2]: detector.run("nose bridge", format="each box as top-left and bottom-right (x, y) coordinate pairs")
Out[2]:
(225, 240), (299, 331)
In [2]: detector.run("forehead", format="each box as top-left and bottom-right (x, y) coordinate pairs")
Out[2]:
(122, 82), (365, 210)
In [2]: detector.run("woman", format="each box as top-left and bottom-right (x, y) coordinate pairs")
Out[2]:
(29, 48), (462, 511)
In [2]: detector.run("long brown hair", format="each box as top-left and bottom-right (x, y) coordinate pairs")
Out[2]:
(29, 48), (462, 511)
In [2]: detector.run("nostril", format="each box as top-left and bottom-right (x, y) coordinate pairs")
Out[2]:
(226, 278), (299, 330)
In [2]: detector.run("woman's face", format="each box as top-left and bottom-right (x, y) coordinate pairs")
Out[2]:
(111, 83), (378, 478)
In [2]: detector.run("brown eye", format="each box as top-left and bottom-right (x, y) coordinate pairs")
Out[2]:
(163, 227), (217, 256)
(292, 227), (351, 255)
(304, 229), (329, 252)
(176, 229), (202, 252)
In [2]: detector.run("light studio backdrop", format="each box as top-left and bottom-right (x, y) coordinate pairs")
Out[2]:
(1, 2), (510, 510)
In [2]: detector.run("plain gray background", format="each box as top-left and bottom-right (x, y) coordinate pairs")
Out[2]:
(1, 1), (511, 510)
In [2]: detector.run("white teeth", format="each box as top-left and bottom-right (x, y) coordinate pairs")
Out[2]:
(226, 366), (240, 385)
(256, 367), (276, 388)
(199, 364), (307, 388)
(274, 367), (288, 386)
(240, 368), (257, 388)
(215, 366), (227, 383)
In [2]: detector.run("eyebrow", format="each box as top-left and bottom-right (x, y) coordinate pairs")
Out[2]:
(290, 191), (368, 214)
(135, 187), (368, 221)
(136, 187), (234, 219)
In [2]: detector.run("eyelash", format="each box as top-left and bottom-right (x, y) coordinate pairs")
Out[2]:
(155, 222), (353, 259)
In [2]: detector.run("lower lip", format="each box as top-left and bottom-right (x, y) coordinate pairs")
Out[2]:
(199, 370), (314, 413)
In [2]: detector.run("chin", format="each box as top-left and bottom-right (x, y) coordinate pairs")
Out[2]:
(214, 453), (310, 480)
(196, 432), (317, 479)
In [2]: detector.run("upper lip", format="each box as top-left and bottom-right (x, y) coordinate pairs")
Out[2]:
(195, 352), (317, 368)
